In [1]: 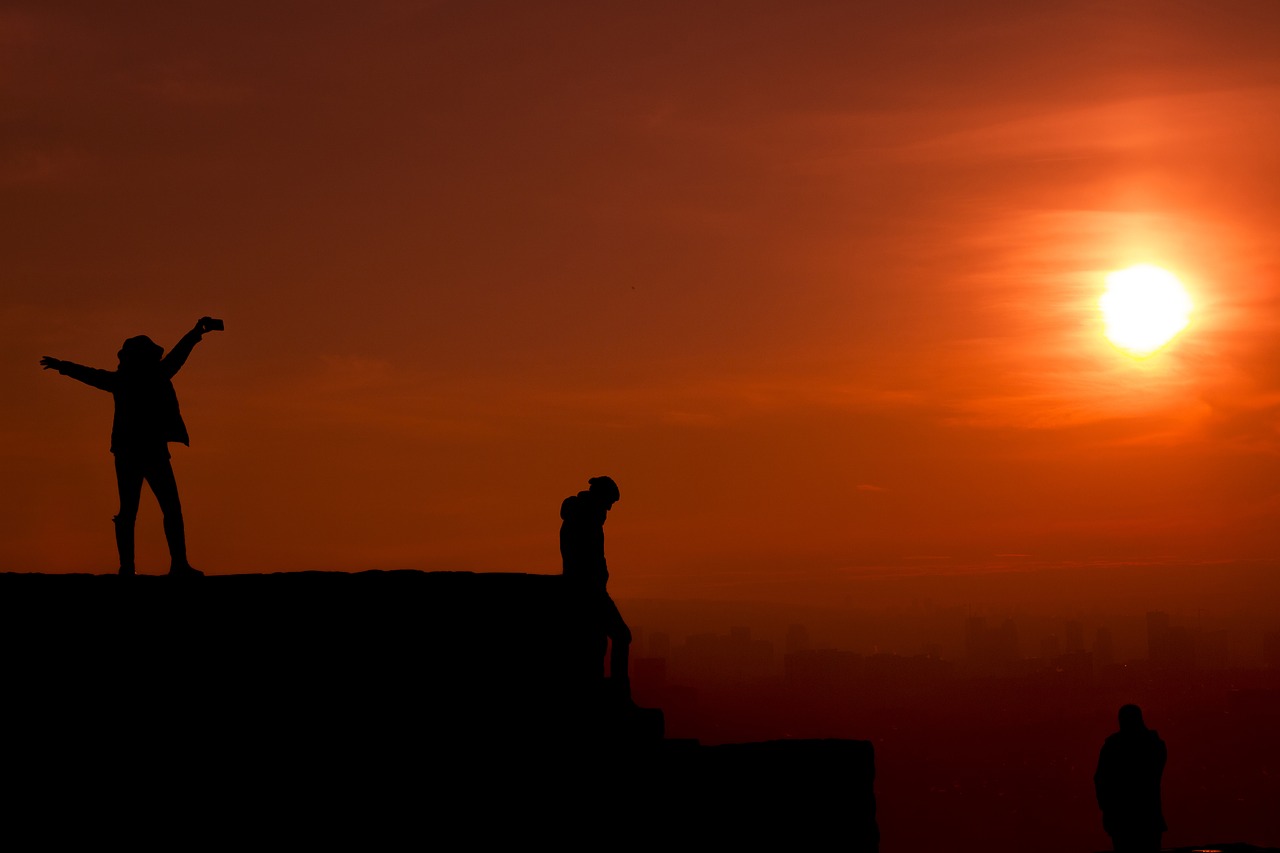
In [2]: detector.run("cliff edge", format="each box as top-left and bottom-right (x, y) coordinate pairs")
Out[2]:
(0, 570), (877, 849)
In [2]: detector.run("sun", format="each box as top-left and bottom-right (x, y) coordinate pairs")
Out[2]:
(1099, 265), (1192, 357)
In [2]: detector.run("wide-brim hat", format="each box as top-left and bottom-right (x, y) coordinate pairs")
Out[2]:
(118, 335), (164, 364)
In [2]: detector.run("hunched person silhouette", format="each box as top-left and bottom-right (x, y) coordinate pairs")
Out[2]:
(1094, 703), (1167, 853)
(41, 316), (223, 577)
(560, 475), (632, 699)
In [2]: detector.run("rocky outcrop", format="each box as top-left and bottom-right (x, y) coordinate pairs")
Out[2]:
(0, 570), (877, 849)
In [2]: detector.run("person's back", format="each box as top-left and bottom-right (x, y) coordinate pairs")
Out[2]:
(1095, 704), (1167, 852)
(560, 488), (609, 589)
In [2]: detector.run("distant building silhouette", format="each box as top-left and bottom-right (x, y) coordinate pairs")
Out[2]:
(1146, 610), (1194, 672)
(1065, 619), (1085, 654)
(1094, 627), (1115, 669)
(631, 656), (668, 696)
(1146, 611), (1171, 654)
(1264, 631), (1280, 670)
(785, 647), (861, 687)
(1147, 610), (1228, 674)
(673, 627), (775, 685)
(964, 616), (1018, 675)
(786, 624), (811, 655)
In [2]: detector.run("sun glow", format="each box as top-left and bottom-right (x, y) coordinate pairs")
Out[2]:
(1099, 265), (1192, 357)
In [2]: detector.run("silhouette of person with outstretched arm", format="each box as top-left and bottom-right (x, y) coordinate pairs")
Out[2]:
(560, 476), (632, 699)
(1094, 703), (1167, 853)
(41, 316), (223, 577)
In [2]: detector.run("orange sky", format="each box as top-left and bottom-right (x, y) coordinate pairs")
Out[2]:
(5, 2), (1280, 597)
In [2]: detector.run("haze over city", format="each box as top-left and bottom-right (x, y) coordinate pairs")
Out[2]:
(4, 3), (1280, 851)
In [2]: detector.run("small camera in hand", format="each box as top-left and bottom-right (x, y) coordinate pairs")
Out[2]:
(202, 318), (225, 332)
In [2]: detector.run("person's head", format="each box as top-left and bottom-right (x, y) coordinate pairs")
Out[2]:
(118, 335), (163, 370)
(588, 476), (620, 510)
(1118, 704), (1146, 732)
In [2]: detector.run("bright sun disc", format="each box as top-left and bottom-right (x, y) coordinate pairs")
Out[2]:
(1099, 265), (1192, 356)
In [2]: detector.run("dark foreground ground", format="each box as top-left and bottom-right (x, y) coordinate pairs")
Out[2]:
(0, 571), (877, 848)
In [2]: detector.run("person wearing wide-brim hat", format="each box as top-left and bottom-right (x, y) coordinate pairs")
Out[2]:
(41, 316), (223, 577)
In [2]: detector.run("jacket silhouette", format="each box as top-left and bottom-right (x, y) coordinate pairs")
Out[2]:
(41, 317), (221, 576)
(560, 489), (610, 589)
(1094, 704), (1167, 853)
(560, 476), (631, 696)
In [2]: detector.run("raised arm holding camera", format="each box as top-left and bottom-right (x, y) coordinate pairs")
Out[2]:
(41, 317), (224, 577)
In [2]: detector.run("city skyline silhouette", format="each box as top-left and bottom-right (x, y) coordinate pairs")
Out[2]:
(5, 2), (1280, 850)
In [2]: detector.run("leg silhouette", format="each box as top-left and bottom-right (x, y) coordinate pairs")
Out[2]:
(603, 595), (632, 699)
(113, 454), (201, 576)
(113, 456), (145, 576)
(145, 458), (200, 576)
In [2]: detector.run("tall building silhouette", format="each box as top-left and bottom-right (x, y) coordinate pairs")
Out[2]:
(786, 624), (811, 655)
(1094, 627), (1115, 669)
(964, 616), (1019, 675)
(1065, 619), (1084, 653)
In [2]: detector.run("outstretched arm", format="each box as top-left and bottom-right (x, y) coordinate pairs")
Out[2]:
(162, 316), (220, 378)
(40, 356), (116, 391)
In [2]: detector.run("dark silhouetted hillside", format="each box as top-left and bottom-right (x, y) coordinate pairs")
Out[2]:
(0, 570), (877, 849)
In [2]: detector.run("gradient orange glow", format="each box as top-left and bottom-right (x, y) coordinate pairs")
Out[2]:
(1, 2), (1279, 599)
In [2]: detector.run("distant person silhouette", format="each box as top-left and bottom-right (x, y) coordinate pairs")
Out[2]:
(41, 317), (223, 577)
(1094, 704), (1167, 853)
(560, 475), (632, 698)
